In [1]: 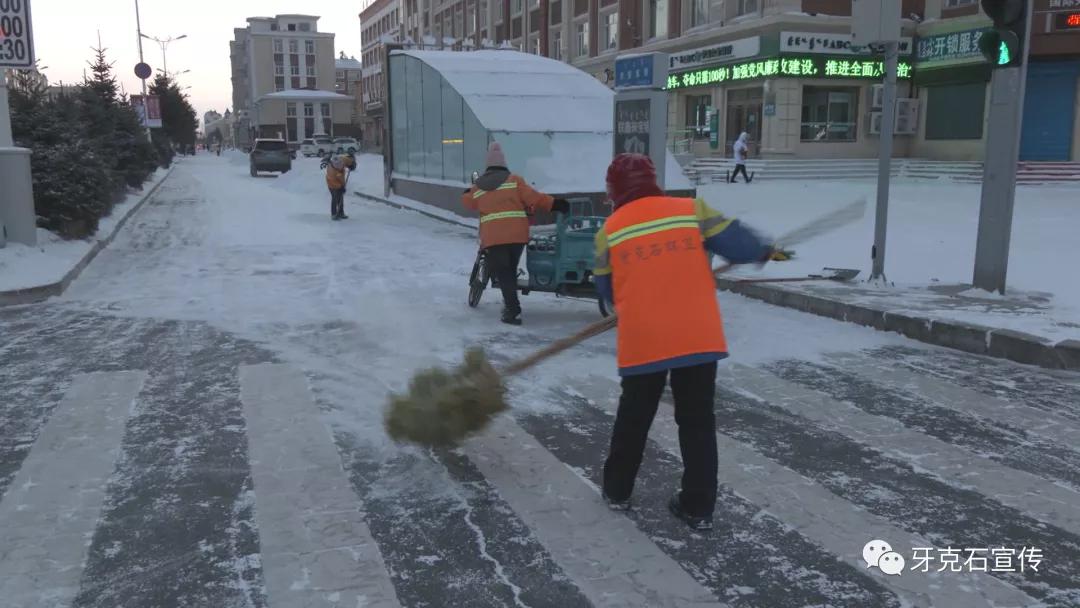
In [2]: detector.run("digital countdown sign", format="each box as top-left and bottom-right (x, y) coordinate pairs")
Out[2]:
(1054, 12), (1080, 30)
(664, 55), (913, 90)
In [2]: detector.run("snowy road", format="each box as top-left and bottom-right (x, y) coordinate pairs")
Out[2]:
(2, 154), (1080, 607)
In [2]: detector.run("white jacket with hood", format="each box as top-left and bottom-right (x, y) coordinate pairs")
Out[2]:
(733, 132), (749, 164)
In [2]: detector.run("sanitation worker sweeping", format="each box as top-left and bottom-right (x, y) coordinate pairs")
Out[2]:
(385, 159), (866, 507)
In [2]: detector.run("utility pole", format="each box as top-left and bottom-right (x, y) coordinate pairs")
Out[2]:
(871, 41), (898, 282)
(972, 0), (1033, 294)
(134, 0), (151, 140)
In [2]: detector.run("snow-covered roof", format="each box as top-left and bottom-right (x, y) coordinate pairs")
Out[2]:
(258, 89), (354, 102)
(392, 50), (612, 133)
(336, 57), (363, 70)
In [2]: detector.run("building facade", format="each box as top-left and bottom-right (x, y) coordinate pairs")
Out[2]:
(359, 0), (403, 152)
(361, 0), (1079, 161)
(229, 14), (357, 148)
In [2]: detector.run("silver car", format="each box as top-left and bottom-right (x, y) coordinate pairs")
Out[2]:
(250, 139), (292, 176)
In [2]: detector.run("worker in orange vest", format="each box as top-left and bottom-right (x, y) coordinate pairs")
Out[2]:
(593, 153), (774, 531)
(463, 142), (570, 325)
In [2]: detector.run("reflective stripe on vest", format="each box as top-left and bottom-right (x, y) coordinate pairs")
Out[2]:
(480, 210), (528, 223)
(606, 214), (700, 248)
(472, 181), (519, 199)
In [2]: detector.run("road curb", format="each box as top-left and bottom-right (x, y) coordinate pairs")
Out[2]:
(352, 189), (476, 230)
(715, 278), (1079, 372)
(0, 166), (176, 307)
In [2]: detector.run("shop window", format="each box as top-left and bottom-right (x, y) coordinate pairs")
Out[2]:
(649, 0), (668, 39)
(689, 0), (707, 28)
(801, 86), (859, 142)
(576, 21), (589, 57)
(684, 94), (711, 137)
(602, 12), (618, 51)
(737, 0), (758, 16)
(925, 82), (985, 140)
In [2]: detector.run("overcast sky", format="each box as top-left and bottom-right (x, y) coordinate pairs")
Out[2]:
(33, 1), (366, 124)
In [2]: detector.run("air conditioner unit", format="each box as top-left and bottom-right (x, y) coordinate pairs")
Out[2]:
(895, 98), (919, 135)
(871, 84), (884, 110)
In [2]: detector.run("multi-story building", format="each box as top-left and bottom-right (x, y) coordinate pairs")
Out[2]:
(358, 0), (403, 152)
(229, 14), (357, 148)
(336, 52), (365, 138)
(360, 0), (1079, 161)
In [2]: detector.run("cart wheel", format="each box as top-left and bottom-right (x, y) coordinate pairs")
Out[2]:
(468, 253), (488, 308)
(598, 297), (611, 318)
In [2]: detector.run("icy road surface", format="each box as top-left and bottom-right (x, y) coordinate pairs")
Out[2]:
(2, 155), (1080, 608)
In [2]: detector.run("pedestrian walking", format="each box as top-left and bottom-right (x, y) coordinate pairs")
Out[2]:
(326, 153), (356, 220)
(593, 153), (774, 531)
(730, 132), (752, 183)
(462, 142), (569, 325)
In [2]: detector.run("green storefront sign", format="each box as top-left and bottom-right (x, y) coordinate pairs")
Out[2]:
(665, 55), (914, 90)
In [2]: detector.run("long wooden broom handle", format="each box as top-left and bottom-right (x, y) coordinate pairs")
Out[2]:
(500, 264), (734, 378)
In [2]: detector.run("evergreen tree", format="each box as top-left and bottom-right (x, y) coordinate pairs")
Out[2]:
(149, 74), (198, 149)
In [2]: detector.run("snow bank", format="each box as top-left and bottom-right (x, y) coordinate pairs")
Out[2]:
(0, 167), (169, 292)
(698, 180), (1080, 339)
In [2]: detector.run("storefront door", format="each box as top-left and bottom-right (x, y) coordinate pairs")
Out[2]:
(726, 87), (763, 158)
(1020, 60), (1080, 162)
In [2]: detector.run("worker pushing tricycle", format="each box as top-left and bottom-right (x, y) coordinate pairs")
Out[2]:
(462, 142), (610, 325)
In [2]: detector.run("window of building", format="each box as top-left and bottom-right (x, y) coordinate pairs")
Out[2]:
(689, 0), (707, 28)
(291, 65), (301, 76)
(321, 103), (332, 136)
(336, 70), (345, 80)
(944, 0), (976, 6)
(286, 103), (297, 141)
(602, 11), (618, 50)
(737, 0), (758, 15)
(801, 86), (859, 142)
(287, 103), (297, 116)
(649, 0), (668, 39)
(271, 24), (279, 31)
(552, 30), (563, 60)
(289, 39), (298, 53)
(300, 22), (311, 31)
(305, 40), (315, 54)
(275, 77), (285, 91)
(551, 1), (561, 25)
(684, 94), (711, 136)
(292, 76), (301, 89)
(304, 103), (314, 117)
(576, 21), (589, 57)
(275, 64), (285, 76)
(925, 82), (985, 140)
(512, 0), (522, 15)
(273, 39), (284, 53)
(307, 65), (317, 77)
(288, 23), (297, 31)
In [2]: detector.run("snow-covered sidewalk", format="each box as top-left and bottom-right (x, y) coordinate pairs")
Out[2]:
(0, 165), (172, 295)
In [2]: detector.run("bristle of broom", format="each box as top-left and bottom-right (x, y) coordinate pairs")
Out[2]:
(384, 347), (509, 447)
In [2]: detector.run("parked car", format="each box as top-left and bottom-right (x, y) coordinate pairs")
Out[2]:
(333, 137), (359, 155)
(313, 136), (335, 157)
(299, 139), (319, 157)
(250, 138), (292, 176)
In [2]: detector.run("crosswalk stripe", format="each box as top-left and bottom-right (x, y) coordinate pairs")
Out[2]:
(240, 364), (401, 608)
(724, 363), (1080, 536)
(825, 353), (1080, 448)
(464, 414), (726, 608)
(569, 374), (1039, 608)
(0, 370), (146, 608)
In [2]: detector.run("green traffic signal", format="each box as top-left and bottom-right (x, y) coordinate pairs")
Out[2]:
(978, 29), (1020, 66)
(997, 40), (1010, 65)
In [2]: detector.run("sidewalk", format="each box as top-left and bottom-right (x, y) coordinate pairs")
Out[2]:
(0, 166), (174, 306)
(716, 277), (1080, 371)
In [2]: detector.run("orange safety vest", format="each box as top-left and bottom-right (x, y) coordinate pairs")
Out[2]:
(600, 196), (728, 372)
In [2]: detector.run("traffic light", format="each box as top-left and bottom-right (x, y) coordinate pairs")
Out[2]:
(978, 0), (1028, 67)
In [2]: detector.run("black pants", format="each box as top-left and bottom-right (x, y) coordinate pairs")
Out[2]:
(486, 243), (525, 313)
(730, 164), (749, 183)
(603, 361), (718, 517)
(330, 188), (345, 217)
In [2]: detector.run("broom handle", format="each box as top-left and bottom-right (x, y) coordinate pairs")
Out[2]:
(500, 264), (734, 378)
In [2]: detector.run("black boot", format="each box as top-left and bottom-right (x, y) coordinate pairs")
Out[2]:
(501, 308), (522, 326)
(668, 491), (713, 531)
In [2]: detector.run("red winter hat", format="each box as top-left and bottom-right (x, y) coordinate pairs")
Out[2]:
(606, 153), (663, 209)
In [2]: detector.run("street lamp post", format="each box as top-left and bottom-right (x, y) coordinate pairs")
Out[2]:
(141, 33), (188, 78)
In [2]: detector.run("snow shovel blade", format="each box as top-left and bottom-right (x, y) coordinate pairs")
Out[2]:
(813, 267), (860, 281)
(735, 268), (860, 284)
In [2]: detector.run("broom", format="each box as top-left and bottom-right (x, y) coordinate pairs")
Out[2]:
(384, 197), (867, 446)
